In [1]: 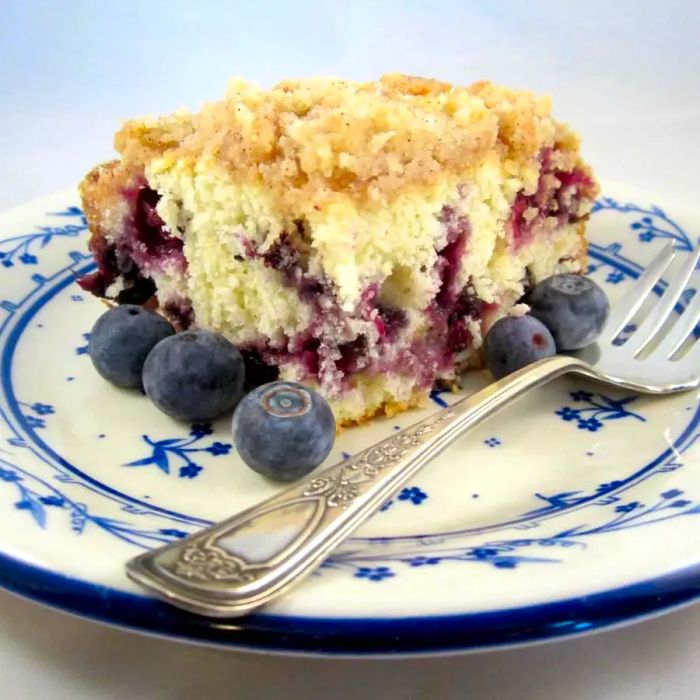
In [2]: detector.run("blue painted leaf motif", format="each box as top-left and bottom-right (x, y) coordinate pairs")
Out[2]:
(151, 447), (170, 473)
(124, 455), (160, 468)
(609, 397), (636, 407)
(429, 389), (450, 408)
(606, 270), (625, 284)
(123, 425), (232, 478)
(15, 493), (46, 528)
(615, 502), (642, 513)
(546, 491), (579, 501)
(52, 206), (84, 217)
(597, 481), (623, 492)
(39, 495), (64, 507)
(159, 528), (188, 538)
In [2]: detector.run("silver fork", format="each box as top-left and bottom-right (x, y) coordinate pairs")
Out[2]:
(126, 243), (700, 617)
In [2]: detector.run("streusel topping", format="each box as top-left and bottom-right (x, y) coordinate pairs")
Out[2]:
(114, 74), (565, 214)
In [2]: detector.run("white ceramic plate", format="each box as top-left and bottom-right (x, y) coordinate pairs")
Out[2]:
(0, 184), (698, 656)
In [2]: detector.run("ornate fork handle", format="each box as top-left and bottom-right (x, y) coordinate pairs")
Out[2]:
(127, 355), (592, 617)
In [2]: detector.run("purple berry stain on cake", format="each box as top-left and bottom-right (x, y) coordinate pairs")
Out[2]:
(126, 185), (185, 265)
(508, 149), (595, 248)
(232, 196), (489, 396)
(435, 205), (470, 307)
(162, 298), (194, 331)
(374, 303), (407, 342)
(80, 182), (188, 305)
(418, 207), (478, 374)
(78, 234), (120, 298)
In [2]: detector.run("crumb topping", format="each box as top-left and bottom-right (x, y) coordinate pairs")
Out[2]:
(114, 74), (573, 214)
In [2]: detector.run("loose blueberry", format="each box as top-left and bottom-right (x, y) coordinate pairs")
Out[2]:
(143, 330), (245, 421)
(88, 305), (175, 388)
(528, 274), (610, 350)
(485, 315), (556, 379)
(232, 381), (335, 482)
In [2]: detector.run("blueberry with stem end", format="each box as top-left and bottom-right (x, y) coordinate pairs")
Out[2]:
(232, 381), (335, 482)
(485, 315), (556, 379)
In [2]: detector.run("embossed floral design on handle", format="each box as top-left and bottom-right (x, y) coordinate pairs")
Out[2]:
(127, 355), (593, 617)
(301, 416), (453, 508)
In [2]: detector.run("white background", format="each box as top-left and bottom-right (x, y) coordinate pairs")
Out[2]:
(0, 1), (699, 697)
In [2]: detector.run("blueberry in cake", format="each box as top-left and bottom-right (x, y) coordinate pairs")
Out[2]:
(79, 74), (599, 425)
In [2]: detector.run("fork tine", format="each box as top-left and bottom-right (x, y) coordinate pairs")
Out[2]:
(654, 286), (700, 358)
(624, 245), (700, 357)
(678, 334), (700, 378)
(601, 242), (676, 343)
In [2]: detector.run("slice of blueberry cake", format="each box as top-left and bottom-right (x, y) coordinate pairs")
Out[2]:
(79, 74), (599, 425)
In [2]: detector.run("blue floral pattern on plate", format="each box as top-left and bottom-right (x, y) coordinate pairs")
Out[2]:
(124, 424), (232, 479)
(555, 390), (645, 432)
(592, 197), (698, 251)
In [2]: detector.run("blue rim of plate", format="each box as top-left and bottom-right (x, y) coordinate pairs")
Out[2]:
(0, 549), (699, 655)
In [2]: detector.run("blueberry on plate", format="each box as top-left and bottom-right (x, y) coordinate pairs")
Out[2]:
(485, 315), (556, 379)
(232, 381), (335, 482)
(143, 330), (245, 422)
(528, 274), (610, 350)
(88, 305), (175, 388)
